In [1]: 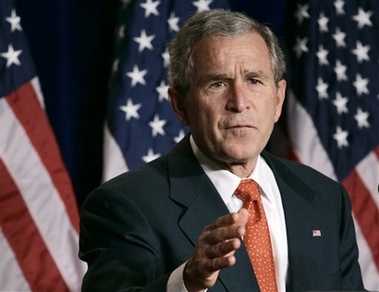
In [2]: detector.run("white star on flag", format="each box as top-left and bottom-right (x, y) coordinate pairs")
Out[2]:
(192, 0), (213, 12)
(352, 41), (370, 63)
(134, 29), (156, 52)
(352, 8), (373, 29)
(161, 48), (170, 68)
(174, 129), (186, 143)
(333, 28), (346, 47)
(334, 0), (345, 15)
(149, 114), (166, 137)
(316, 45), (329, 65)
(117, 25), (126, 41)
(293, 37), (308, 58)
(316, 77), (328, 99)
(333, 126), (349, 148)
(142, 148), (161, 163)
(353, 73), (369, 96)
(318, 13), (329, 32)
(334, 60), (348, 81)
(112, 58), (120, 73)
(295, 3), (310, 24)
(156, 80), (169, 102)
(168, 12), (180, 32)
(139, 0), (161, 18)
(126, 65), (148, 87)
(333, 92), (349, 114)
(119, 99), (142, 121)
(1, 44), (22, 67)
(6, 9), (22, 32)
(354, 108), (370, 129)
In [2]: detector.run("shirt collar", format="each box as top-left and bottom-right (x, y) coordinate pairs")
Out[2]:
(189, 136), (274, 206)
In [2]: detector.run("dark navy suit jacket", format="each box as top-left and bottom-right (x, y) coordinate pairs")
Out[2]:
(79, 135), (365, 291)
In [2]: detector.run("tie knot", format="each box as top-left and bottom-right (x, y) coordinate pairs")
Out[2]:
(234, 179), (260, 203)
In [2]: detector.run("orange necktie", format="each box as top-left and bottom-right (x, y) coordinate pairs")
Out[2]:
(234, 179), (278, 292)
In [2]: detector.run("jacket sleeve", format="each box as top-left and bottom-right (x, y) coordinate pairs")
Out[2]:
(79, 186), (170, 292)
(339, 185), (366, 291)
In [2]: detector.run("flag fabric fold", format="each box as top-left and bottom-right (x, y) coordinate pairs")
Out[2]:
(0, 0), (86, 290)
(286, 1), (379, 290)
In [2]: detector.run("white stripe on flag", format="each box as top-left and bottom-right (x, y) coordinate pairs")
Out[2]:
(0, 227), (31, 291)
(102, 123), (129, 182)
(31, 77), (45, 109)
(287, 90), (337, 180)
(0, 98), (86, 292)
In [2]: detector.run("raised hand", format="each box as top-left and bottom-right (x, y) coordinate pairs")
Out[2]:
(183, 208), (249, 292)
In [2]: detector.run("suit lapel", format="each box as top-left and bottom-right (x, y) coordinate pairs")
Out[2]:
(166, 143), (336, 290)
(262, 151), (319, 290)
(168, 136), (259, 291)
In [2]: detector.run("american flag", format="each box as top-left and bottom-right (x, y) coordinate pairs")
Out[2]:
(312, 229), (322, 237)
(0, 0), (86, 291)
(286, 1), (379, 290)
(103, 0), (229, 181)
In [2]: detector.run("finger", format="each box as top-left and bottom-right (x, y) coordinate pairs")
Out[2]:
(205, 254), (237, 272)
(205, 238), (241, 259)
(206, 211), (246, 232)
(236, 208), (249, 226)
(203, 225), (245, 245)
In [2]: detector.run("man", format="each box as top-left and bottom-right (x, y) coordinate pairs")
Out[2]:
(79, 9), (365, 291)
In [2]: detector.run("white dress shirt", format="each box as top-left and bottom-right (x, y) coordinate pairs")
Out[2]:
(167, 137), (288, 291)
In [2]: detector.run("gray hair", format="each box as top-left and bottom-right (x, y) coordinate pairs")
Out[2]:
(168, 9), (286, 97)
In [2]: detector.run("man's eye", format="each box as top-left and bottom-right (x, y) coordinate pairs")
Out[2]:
(211, 81), (224, 88)
(250, 79), (262, 85)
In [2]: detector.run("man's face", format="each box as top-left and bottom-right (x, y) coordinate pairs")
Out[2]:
(170, 32), (286, 173)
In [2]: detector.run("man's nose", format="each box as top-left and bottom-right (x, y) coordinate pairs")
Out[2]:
(226, 82), (250, 112)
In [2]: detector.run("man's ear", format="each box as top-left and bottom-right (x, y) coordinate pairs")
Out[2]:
(168, 88), (190, 125)
(274, 79), (286, 123)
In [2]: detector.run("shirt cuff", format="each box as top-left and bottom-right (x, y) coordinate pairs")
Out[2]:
(167, 261), (208, 292)
(167, 262), (188, 292)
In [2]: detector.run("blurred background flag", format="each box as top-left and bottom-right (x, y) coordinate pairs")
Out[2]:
(103, 0), (229, 181)
(286, 1), (379, 290)
(0, 0), (86, 291)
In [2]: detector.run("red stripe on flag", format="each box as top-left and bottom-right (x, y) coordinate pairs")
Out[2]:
(6, 82), (80, 232)
(0, 160), (69, 291)
(342, 168), (379, 270)
(287, 142), (300, 162)
(374, 146), (379, 159)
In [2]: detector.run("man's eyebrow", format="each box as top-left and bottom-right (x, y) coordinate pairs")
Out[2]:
(245, 70), (269, 79)
(201, 70), (270, 83)
(203, 73), (230, 81)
